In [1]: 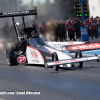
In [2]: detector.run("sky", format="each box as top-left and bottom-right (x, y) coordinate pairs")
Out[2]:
(22, 0), (54, 5)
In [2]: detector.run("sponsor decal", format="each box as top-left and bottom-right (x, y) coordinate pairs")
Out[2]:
(54, 58), (88, 64)
(68, 43), (100, 51)
(30, 50), (38, 58)
(17, 55), (26, 64)
(47, 56), (99, 66)
(30, 50), (39, 63)
(46, 56), (52, 60)
(32, 59), (39, 63)
(27, 45), (45, 63)
(3, 11), (29, 15)
(27, 46), (45, 64)
(81, 28), (87, 35)
(81, 28), (87, 32)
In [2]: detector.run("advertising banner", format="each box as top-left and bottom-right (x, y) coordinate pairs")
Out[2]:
(63, 43), (100, 53)
(80, 27), (89, 41)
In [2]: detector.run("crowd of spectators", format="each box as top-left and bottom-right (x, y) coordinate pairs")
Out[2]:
(0, 16), (100, 42)
(39, 17), (100, 41)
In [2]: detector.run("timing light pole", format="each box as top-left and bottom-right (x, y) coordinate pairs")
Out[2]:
(80, 0), (85, 22)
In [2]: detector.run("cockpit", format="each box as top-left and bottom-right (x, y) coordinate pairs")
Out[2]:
(29, 37), (46, 47)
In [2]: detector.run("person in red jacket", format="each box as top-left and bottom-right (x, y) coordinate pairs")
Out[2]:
(89, 18), (97, 39)
(65, 20), (75, 40)
(39, 22), (46, 40)
(39, 22), (46, 34)
(83, 19), (89, 29)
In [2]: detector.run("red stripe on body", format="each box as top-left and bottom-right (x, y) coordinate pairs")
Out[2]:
(44, 46), (52, 54)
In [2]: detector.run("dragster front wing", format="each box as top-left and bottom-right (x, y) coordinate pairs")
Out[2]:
(45, 56), (99, 68)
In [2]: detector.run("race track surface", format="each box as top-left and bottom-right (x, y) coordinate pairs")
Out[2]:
(0, 50), (100, 100)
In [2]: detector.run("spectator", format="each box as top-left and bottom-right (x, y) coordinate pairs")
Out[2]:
(97, 17), (100, 37)
(65, 20), (75, 40)
(74, 18), (81, 39)
(55, 21), (62, 41)
(82, 19), (89, 36)
(39, 22), (46, 41)
(60, 21), (66, 41)
(89, 18), (97, 39)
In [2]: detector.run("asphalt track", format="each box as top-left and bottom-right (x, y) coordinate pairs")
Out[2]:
(0, 39), (100, 100)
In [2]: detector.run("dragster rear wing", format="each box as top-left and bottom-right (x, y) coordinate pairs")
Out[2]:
(0, 7), (38, 43)
(0, 10), (37, 18)
(45, 56), (99, 68)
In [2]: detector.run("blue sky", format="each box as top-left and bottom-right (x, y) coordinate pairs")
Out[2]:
(22, 0), (54, 4)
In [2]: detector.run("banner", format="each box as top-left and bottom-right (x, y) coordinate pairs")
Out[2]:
(80, 27), (89, 41)
(63, 43), (100, 53)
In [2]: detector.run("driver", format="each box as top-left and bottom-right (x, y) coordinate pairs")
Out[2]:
(32, 21), (38, 29)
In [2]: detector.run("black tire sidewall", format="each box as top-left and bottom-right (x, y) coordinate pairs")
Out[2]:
(6, 43), (18, 66)
(52, 52), (59, 71)
(75, 49), (83, 68)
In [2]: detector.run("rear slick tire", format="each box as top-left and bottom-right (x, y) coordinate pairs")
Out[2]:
(6, 43), (18, 66)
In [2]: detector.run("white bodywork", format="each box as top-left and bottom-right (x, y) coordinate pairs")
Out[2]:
(26, 45), (73, 67)
(44, 46), (72, 67)
(46, 41), (85, 50)
(26, 45), (99, 68)
(26, 46), (44, 64)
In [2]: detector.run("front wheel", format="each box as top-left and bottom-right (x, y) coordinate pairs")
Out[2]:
(75, 49), (83, 68)
(52, 52), (59, 71)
